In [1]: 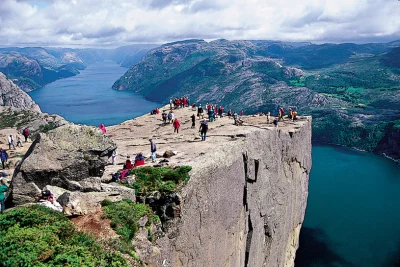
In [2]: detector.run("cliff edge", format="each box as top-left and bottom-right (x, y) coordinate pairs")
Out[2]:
(107, 107), (312, 267)
(0, 72), (41, 112)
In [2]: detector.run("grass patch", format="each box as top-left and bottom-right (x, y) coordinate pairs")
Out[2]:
(0, 205), (128, 267)
(127, 166), (192, 195)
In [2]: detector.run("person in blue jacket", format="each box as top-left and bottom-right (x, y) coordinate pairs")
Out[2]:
(0, 148), (8, 170)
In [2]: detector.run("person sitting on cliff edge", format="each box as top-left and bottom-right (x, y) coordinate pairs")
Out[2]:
(124, 155), (133, 170)
(134, 152), (145, 167)
(36, 190), (63, 212)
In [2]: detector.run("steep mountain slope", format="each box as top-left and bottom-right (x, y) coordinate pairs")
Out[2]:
(113, 39), (400, 159)
(0, 44), (158, 91)
(0, 72), (40, 112)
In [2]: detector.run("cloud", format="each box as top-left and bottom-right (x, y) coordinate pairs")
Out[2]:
(0, 0), (399, 47)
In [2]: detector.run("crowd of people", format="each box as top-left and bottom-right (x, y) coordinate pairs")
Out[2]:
(0, 100), (300, 213)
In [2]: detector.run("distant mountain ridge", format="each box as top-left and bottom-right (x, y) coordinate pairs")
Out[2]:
(112, 39), (400, 160)
(0, 44), (159, 91)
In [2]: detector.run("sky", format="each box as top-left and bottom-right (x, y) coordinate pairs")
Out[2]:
(0, 0), (399, 47)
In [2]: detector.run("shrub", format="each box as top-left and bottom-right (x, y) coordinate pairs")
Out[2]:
(102, 200), (155, 243)
(0, 205), (128, 267)
(128, 166), (192, 195)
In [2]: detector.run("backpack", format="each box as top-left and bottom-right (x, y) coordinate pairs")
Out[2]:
(112, 173), (120, 182)
(168, 113), (173, 120)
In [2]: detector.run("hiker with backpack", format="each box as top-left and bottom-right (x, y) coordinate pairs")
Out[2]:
(22, 128), (29, 142)
(199, 119), (209, 141)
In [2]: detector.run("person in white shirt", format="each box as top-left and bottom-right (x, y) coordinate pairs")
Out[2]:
(8, 135), (15, 150)
(37, 190), (63, 212)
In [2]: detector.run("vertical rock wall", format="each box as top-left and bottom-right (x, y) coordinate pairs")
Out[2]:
(152, 118), (312, 267)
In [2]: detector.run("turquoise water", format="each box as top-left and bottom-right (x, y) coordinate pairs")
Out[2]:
(29, 60), (159, 126)
(296, 146), (400, 267)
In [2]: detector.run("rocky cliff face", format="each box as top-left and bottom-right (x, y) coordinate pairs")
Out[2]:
(158, 119), (311, 267)
(106, 106), (312, 267)
(0, 72), (41, 112)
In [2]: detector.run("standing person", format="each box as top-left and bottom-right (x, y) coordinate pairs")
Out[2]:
(218, 106), (224, 118)
(191, 114), (196, 128)
(111, 149), (117, 165)
(16, 136), (23, 148)
(240, 110), (244, 116)
(168, 110), (174, 124)
(23, 128), (29, 142)
(266, 112), (271, 123)
(199, 119), (208, 141)
(162, 111), (168, 124)
(0, 149), (8, 170)
(8, 135), (15, 150)
(149, 138), (157, 163)
(197, 104), (204, 119)
(0, 177), (9, 213)
(99, 123), (107, 134)
(169, 98), (173, 109)
(279, 107), (285, 121)
(173, 118), (181, 134)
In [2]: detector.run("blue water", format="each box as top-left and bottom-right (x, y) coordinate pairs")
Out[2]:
(296, 146), (400, 267)
(29, 60), (159, 126)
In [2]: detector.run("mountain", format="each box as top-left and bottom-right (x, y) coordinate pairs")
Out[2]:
(113, 39), (400, 159)
(0, 71), (41, 112)
(0, 44), (158, 91)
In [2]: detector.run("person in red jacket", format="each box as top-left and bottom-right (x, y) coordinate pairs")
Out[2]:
(124, 156), (133, 169)
(173, 118), (181, 134)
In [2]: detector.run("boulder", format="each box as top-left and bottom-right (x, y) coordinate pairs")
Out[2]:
(58, 184), (135, 216)
(11, 124), (117, 206)
(163, 150), (175, 158)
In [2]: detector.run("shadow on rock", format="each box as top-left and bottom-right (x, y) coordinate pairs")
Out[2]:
(295, 226), (352, 267)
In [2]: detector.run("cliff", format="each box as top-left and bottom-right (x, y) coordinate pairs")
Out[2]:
(106, 106), (312, 266)
(0, 72), (41, 112)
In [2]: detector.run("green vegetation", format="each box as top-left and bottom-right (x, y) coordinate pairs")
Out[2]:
(289, 76), (307, 86)
(38, 121), (58, 133)
(127, 166), (192, 195)
(102, 200), (157, 243)
(0, 108), (38, 129)
(0, 205), (128, 267)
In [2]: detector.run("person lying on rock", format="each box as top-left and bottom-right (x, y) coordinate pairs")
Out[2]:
(37, 190), (63, 212)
